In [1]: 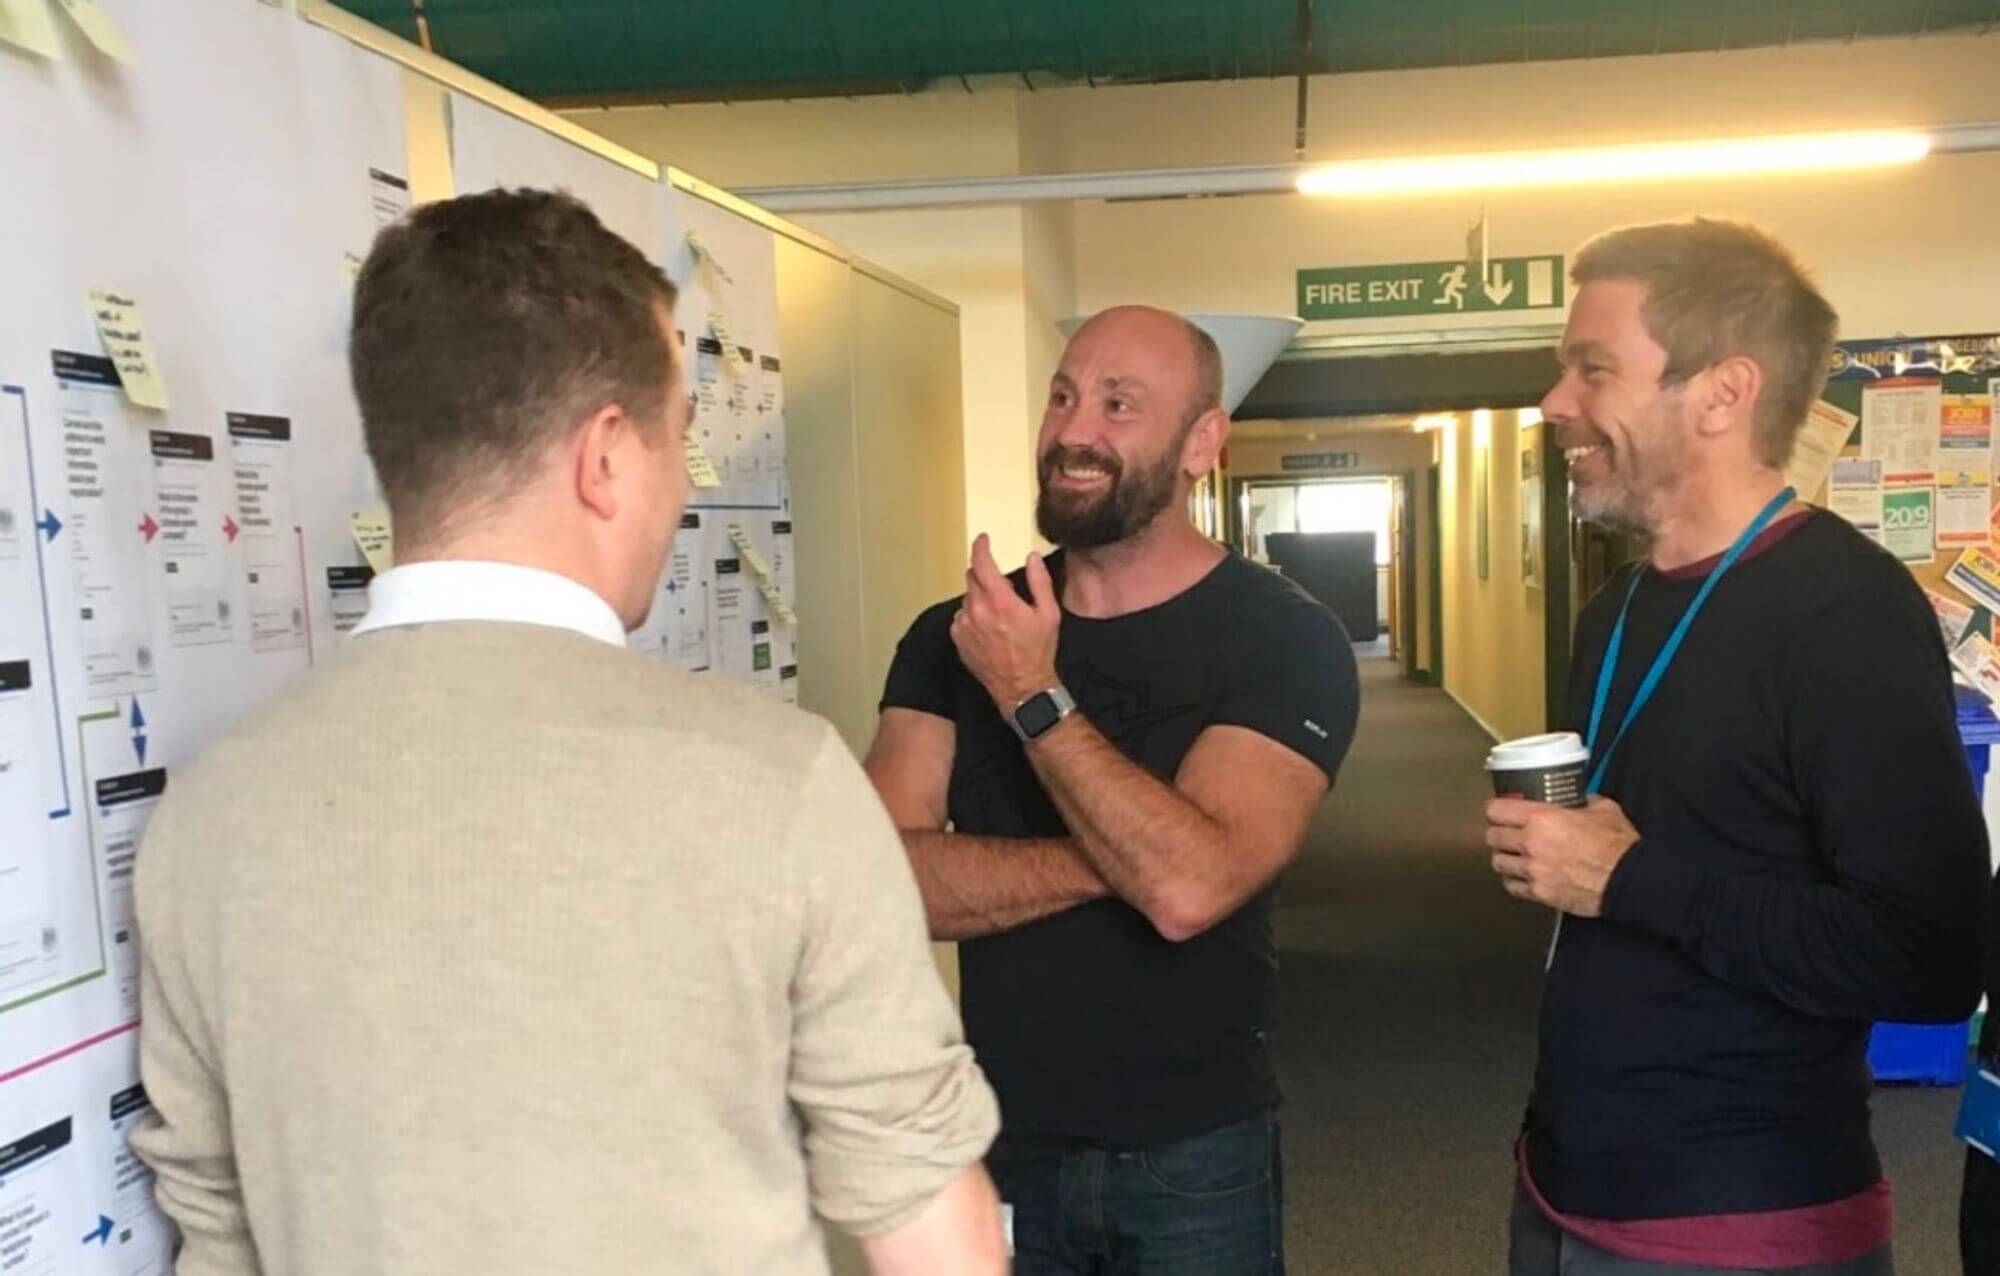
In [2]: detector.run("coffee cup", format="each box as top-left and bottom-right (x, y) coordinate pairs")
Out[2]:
(1486, 732), (1590, 809)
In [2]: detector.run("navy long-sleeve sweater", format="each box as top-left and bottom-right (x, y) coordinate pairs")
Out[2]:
(1525, 510), (1987, 1221)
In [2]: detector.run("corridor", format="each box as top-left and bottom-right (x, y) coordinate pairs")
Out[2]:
(1273, 652), (1966, 1274)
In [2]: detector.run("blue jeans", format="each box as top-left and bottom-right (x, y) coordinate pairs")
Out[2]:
(986, 1111), (1284, 1275)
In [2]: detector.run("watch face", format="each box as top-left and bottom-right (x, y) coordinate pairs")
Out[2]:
(1015, 692), (1062, 739)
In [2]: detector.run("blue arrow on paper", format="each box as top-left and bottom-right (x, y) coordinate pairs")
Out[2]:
(37, 509), (60, 542)
(83, 1214), (114, 1245)
(129, 698), (147, 767)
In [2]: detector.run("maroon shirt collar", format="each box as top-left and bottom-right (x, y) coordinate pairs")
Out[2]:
(1656, 508), (1816, 581)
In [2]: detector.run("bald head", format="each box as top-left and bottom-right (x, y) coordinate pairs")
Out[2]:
(1067, 305), (1223, 426)
(1036, 305), (1231, 550)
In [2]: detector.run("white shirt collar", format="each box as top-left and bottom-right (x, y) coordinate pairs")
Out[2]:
(352, 561), (628, 648)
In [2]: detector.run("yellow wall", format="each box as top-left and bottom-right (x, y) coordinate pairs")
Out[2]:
(1438, 410), (1546, 742)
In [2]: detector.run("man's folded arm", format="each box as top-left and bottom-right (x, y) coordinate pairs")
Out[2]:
(867, 705), (1108, 939)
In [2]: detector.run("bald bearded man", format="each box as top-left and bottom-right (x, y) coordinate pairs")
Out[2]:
(864, 306), (1361, 1274)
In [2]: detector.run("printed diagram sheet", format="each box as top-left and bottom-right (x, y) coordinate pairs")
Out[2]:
(54, 353), (158, 699)
(710, 555), (753, 682)
(664, 196), (799, 701)
(0, 386), (65, 825)
(93, 768), (165, 1019)
(325, 565), (373, 639)
(0, 661), (60, 1005)
(147, 431), (235, 648)
(227, 413), (308, 654)
(0, 1114), (75, 1276)
(0, 410), (18, 563)
(771, 518), (798, 702)
(632, 511), (710, 673)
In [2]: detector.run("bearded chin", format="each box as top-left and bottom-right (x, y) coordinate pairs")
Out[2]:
(1037, 452), (1182, 550)
(1036, 486), (1129, 549)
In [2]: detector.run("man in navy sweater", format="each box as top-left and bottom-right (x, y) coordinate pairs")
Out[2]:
(1487, 218), (1986, 1274)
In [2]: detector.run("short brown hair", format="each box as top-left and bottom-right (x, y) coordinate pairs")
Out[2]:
(1572, 218), (1837, 467)
(1183, 319), (1224, 424)
(350, 188), (677, 543)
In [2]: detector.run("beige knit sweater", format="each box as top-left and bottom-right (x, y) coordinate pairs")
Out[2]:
(130, 622), (997, 1275)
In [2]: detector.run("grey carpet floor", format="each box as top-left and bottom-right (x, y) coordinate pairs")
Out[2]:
(1272, 652), (1967, 1274)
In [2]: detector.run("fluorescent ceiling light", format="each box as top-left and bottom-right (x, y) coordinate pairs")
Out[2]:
(1296, 129), (1932, 197)
(1412, 413), (1455, 433)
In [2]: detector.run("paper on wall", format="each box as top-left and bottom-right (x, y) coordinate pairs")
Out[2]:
(1785, 400), (1858, 501)
(1861, 379), (1942, 484)
(368, 167), (411, 228)
(53, 0), (130, 62)
(1941, 394), (1995, 471)
(149, 430), (236, 648)
(1937, 470), (1993, 550)
(87, 287), (171, 410)
(1948, 547), (2000, 612)
(1882, 485), (1935, 564)
(1928, 588), (1977, 649)
(0, 0), (64, 58)
(1827, 458), (1883, 540)
(1954, 630), (2000, 702)
(55, 351), (160, 697)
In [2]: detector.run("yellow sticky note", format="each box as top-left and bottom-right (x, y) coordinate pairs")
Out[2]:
(54, 0), (131, 63)
(727, 524), (774, 578)
(708, 313), (746, 367)
(87, 287), (170, 410)
(350, 507), (393, 573)
(686, 231), (732, 284)
(684, 436), (721, 489)
(0, 0), (65, 59)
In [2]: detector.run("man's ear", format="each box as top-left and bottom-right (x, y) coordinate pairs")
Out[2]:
(1183, 409), (1231, 477)
(1696, 355), (1763, 441)
(572, 404), (630, 520)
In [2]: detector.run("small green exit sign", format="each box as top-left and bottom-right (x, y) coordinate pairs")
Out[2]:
(1297, 255), (1564, 321)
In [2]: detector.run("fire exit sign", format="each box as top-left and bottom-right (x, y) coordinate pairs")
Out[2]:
(1297, 255), (1564, 321)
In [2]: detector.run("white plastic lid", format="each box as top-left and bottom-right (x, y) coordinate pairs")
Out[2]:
(1485, 731), (1589, 771)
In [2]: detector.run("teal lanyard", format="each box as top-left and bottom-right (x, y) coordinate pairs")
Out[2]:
(1584, 487), (1797, 796)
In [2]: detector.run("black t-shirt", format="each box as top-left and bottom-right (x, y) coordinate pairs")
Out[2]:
(1527, 510), (1988, 1220)
(881, 550), (1359, 1148)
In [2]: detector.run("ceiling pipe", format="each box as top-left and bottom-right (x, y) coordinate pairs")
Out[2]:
(740, 119), (2000, 212)
(1293, 0), (1312, 160)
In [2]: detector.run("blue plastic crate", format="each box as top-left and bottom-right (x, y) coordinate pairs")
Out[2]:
(1869, 1020), (1969, 1085)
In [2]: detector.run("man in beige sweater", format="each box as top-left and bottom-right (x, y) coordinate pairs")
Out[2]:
(130, 188), (1004, 1275)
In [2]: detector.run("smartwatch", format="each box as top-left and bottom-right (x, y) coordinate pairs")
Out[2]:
(1009, 685), (1077, 743)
